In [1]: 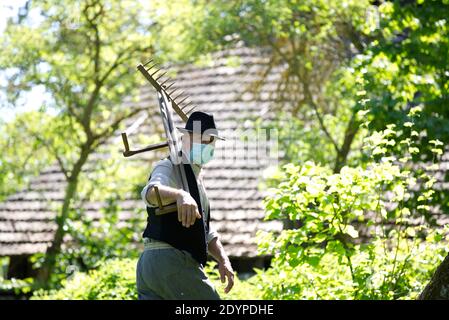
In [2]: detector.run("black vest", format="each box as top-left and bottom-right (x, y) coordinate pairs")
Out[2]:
(142, 160), (210, 266)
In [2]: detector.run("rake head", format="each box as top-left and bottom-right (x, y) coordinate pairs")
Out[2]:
(137, 58), (200, 123)
(121, 58), (201, 158)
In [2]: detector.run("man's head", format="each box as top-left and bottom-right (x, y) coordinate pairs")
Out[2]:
(177, 111), (224, 165)
(181, 132), (215, 165)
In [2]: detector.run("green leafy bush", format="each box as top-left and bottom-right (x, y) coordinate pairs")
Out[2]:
(0, 278), (34, 297)
(204, 261), (263, 300)
(32, 258), (137, 300)
(256, 108), (449, 299)
(31, 258), (262, 300)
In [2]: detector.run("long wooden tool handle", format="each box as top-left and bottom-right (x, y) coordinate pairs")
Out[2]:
(155, 203), (178, 215)
(121, 132), (169, 157)
(153, 185), (178, 215)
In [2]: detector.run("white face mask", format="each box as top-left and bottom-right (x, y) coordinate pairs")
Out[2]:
(189, 142), (215, 165)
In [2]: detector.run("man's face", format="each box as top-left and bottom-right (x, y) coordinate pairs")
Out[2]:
(182, 132), (216, 165)
(192, 132), (215, 146)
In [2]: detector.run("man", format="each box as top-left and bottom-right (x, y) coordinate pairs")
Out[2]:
(136, 111), (234, 300)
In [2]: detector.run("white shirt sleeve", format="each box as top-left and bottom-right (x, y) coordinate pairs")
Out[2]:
(141, 184), (157, 208)
(141, 160), (174, 208)
(207, 225), (219, 243)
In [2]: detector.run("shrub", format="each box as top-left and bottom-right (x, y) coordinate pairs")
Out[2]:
(256, 108), (449, 299)
(32, 258), (137, 300)
(32, 258), (263, 300)
(204, 261), (263, 300)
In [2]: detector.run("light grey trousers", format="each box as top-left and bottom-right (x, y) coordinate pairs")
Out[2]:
(136, 246), (221, 300)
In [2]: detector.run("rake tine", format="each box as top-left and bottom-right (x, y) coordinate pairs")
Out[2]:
(146, 63), (158, 71)
(150, 68), (161, 77)
(168, 87), (179, 96)
(176, 96), (189, 106)
(160, 77), (171, 87)
(185, 106), (197, 114)
(164, 82), (175, 91)
(180, 101), (192, 111)
(155, 71), (167, 82)
(173, 91), (185, 101)
(143, 59), (153, 67)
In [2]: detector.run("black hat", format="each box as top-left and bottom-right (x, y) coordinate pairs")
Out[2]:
(177, 111), (225, 140)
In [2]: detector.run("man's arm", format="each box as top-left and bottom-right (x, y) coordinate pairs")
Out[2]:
(145, 183), (180, 206)
(208, 237), (235, 293)
(145, 184), (201, 228)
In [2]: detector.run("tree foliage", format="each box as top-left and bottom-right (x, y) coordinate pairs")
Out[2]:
(257, 109), (448, 299)
(152, 0), (375, 172)
(361, 0), (449, 149)
(0, 0), (156, 285)
(0, 112), (55, 201)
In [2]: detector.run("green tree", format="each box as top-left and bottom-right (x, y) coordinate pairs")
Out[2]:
(0, 112), (55, 201)
(153, 0), (449, 174)
(356, 0), (449, 218)
(361, 0), (449, 151)
(0, 0), (155, 285)
(152, 0), (374, 172)
(257, 109), (448, 299)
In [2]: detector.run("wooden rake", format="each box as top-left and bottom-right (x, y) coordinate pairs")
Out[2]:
(121, 59), (198, 215)
(121, 59), (198, 157)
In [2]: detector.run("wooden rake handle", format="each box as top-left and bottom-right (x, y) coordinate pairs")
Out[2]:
(121, 132), (169, 157)
(153, 185), (178, 215)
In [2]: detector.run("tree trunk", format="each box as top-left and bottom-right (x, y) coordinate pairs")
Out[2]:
(36, 144), (91, 285)
(418, 253), (449, 300)
(333, 113), (359, 173)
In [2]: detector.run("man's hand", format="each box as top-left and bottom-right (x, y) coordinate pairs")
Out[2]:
(208, 237), (234, 294)
(218, 258), (235, 294)
(176, 190), (201, 228)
